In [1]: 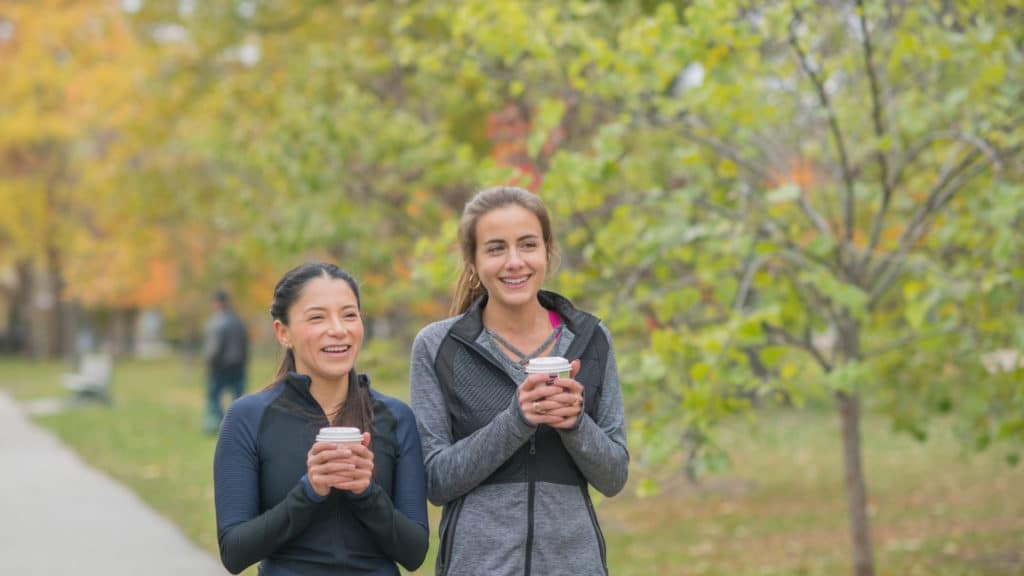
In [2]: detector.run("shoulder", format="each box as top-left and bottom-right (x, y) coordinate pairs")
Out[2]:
(412, 316), (461, 355)
(225, 383), (283, 422)
(370, 388), (415, 422)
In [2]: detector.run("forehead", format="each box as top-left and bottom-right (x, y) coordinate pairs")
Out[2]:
(292, 276), (358, 310)
(476, 204), (543, 242)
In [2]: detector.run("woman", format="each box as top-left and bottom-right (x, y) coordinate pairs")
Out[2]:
(214, 263), (429, 575)
(410, 186), (629, 576)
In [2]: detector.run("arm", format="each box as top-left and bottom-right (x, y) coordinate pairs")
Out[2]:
(343, 402), (429, 571)
(558, 324), (630, 496)
(409, 329), (535, 505)
(213, 400), (322, 574)
(203, 316), (222, 365)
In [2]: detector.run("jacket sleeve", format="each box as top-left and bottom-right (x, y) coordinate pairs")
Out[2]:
(558, 323), (630, 496)
(343, 400), (429, 571)
(409, 327), (536, 505)
(213, 400), (322, 574)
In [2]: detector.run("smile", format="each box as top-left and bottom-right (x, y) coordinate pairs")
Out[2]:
(500, 276), (530, 286)
(321, 345), (352, 353)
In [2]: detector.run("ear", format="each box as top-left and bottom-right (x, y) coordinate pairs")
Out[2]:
(272, 319), (291, 349)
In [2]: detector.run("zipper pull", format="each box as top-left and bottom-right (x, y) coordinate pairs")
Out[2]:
(530, 434), (536, 455)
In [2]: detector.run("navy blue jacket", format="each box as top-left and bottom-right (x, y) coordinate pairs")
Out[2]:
(214, 372), (428, 575)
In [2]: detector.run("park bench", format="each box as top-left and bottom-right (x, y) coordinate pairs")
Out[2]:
(62, 352), (113, 404)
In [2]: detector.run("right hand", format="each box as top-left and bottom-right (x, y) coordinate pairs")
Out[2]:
(306, 441), (357, 497)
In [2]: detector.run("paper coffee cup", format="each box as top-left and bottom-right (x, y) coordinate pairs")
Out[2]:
(525, 356), (571, 379)
(316, 426), (362, 445)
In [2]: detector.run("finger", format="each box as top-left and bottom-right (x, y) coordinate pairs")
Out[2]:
(518, 372), (551, 392)
(361, 432), (372, 448)
(311, 441), (342, 455)
(554, 378), (583, 394)
(569, 359), (581, 379)
(522, 384), (562, 403)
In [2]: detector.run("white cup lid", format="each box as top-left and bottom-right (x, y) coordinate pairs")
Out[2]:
(525, 356), (571, 374)
(316, 427), (362, 442)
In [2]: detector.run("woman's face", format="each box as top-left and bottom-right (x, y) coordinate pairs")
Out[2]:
(473, 204), (548, 310)
(273, 276), (363, 388)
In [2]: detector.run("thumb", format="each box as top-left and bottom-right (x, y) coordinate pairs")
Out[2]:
(569, 359), (581, 379)
(361, 432), (372, 448)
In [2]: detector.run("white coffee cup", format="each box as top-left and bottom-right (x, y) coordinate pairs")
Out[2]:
(316, 426), (362, 445)
(525, 356), (572, 379)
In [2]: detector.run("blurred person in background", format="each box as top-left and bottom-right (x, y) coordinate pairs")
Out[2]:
(203, 289), (250, 434)
(213, 262), (428, 575)
(409, 186), (629, 576)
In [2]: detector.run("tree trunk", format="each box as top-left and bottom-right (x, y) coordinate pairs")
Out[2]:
(836, 390), (876, 576)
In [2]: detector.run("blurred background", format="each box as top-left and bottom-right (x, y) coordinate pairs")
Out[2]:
(1, 1), (1022, 575)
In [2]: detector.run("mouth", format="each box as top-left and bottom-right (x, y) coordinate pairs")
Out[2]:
(321, 345), (353, 354)
(500, 275), (530, 288)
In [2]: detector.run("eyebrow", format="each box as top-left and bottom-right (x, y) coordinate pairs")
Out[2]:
(303, 304), (358, 313)
(483, 234), (539, 245)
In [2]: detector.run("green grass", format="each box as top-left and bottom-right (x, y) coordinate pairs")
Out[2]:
(2, 350), (1022, 576)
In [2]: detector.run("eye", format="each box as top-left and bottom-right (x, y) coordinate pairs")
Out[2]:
(308, 315), (324, 321)
(521, 241), (539, 251)
(486, 245), (505, 255)
(345, 312), (360, 320)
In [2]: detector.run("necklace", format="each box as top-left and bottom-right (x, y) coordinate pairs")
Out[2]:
(485, 324), (563, 367)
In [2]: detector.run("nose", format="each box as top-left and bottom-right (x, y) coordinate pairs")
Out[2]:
(326, 317), (346, 336)
(506, 247), (525, 267)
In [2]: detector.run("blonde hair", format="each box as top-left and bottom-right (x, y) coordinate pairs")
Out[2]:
(450, 186), (559, 315)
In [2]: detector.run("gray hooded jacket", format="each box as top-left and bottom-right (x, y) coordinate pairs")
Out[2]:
(409, 291), (629, 576)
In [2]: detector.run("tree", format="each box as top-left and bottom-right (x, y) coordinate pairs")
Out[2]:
(530, 2), (1022, 575)
(375, 1), (1023, 574)
(0, 0), (152, 356)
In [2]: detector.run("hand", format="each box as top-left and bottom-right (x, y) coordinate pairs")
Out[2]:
(330, 432), (375, 494)
(307, 441), (357, 497)
(518, 360), (584, 428)
(548, 360), (585, 430)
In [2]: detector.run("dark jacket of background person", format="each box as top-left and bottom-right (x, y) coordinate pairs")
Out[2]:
(410, 290), (629, 576)
(213, 371), (429, 576)
(205, 295), (250, 379)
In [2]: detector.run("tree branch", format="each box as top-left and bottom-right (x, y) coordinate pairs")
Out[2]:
(856, 0), (896, 279)
(763, 321), (833, 372)
(787, 7), (857, 245)
(867, 150), (999, 306)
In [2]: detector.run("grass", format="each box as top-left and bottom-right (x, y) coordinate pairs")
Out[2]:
(2, 349), (1022, 576)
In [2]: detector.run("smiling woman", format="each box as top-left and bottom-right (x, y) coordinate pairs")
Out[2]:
(410, 186), (629, 576)
(213, 262), (429, 576)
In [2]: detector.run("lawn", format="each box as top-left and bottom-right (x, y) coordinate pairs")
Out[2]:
(2, 350), (1022, 576)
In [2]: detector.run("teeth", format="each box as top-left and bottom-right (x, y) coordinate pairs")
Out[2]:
(502, 277), (528, 285)
(322, 346), (350, 353)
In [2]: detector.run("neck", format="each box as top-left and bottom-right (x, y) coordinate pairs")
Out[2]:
(309, 374), (350, 418)
(482, 298), (547, 335)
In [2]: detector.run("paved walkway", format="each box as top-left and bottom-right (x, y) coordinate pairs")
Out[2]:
(0, 391), (227, 575)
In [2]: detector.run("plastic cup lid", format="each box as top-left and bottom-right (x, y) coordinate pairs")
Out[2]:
(316, 426), (362, 442)
(525, 356), (571, 374)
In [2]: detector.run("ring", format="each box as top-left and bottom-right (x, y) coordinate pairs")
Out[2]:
(532, 400), (547, 415)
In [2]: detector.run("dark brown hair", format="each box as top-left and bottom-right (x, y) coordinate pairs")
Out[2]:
(269, 262), (373, 434)
(450, 186), (559, 315)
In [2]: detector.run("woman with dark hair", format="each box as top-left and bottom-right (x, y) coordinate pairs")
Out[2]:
(410, 186), (629, 576)
(214, 262), (428, 575)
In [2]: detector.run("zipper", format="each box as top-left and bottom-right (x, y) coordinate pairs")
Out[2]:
(438, 497), (464, 576)
(525, 434), (537, 576)
(580, 484), (608, 574)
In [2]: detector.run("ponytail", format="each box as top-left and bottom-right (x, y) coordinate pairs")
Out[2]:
(450, 267), (487, 316)
(273, 347), (297, 384)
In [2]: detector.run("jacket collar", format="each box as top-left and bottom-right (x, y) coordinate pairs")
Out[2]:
(451, 290), (600, 350)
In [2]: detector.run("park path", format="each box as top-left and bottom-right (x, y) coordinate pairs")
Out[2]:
(0, 390), (227, 575)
